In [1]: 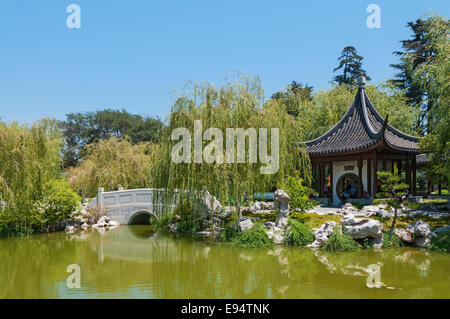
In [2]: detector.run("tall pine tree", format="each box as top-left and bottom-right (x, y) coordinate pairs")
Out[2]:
(333, 46), (371, 85)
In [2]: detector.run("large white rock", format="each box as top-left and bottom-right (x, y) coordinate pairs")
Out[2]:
(274, 190), (290, 211)
(308, 221), (338, 248)
(341, 214), (382, 239)
(275, 209), (290, 229)
(65, 225), (75, 233)
(237, 217), (254, 232)
(406, 220), (431, 238)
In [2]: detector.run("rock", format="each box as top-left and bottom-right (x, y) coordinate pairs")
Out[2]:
(274, 190), (290, 211)
(341, 214), (382, 239)
(108, 220), (120, 227)
(275, 208), (290, 229)
(65, 225), (75, 233)
(168, 222), (178, 232)
(81, 222), (89, 229)
(395, 220), (435, 248)
(308, 221), (338, 248)
(264, 221), (276, 230)
(394, 228), (413, 243)
(197, 230), (211, 237)
(97, 216), (110, 224)
(201, 189), (222, 215)
(406, 220), (431, 238)
(237, 217), (254, 232)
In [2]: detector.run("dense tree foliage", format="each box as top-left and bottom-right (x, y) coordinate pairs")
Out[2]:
(151, 76), (312, 216)
(333, 46), (371, 85)
(67, 137), (160, 198)
(59, 109), (163, 167)
(390, 15), (449, 134)
(0, 120), (69, 234)
(412, 15), (450, 186)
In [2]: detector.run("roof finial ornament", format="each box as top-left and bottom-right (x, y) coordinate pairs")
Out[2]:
(357, 75), (366, 88)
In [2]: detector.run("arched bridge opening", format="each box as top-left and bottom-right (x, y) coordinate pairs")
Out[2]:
(128, 211), (158, 225)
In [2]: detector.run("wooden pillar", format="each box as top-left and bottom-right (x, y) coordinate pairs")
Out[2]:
(329, 162), (333, 203)
(372, 155), (378, 198)
(405, 157), (411, 192)
(382, 153), (387, 171)
(412, 156), (417, 196)
(358, 157), (362, 199)
(319, 160), (324, 198)
(397, 160), (402, 176)
(367, 159), (372, 197)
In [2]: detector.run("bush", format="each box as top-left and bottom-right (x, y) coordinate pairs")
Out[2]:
(382, 230), (403, 248)
(281, 177), (318, 212)
(35, 179), (81, 227)
(173, 196), (202, 234)
(429, 230), (450, 253)
(403, 201), (421, 210)
(232, 223), (274, 248)
(284, 219), (314, 246)
(321, 230), (361, 251)
(422, 198), (449, 205)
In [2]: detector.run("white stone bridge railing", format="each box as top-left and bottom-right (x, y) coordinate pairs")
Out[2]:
(89, 187), (178, 225)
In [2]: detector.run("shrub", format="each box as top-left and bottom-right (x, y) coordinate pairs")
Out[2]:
(173, 196), (201, 234)
(232, 223), (274, 248)
(281, 177), (318, 212)
(403, 201), (421, 210)
(321, 230), (361, 251)
(284, 219), (314, 246)
(422, 198), (449, 205)
(35, 179), (81, 227)
(429, 230), (450, 253)
(382, 230), (403, 248)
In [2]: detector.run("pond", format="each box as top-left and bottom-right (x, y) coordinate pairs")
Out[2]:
(0, 225), (449, 298)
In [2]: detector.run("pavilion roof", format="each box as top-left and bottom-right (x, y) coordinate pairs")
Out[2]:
(304, 77), (420, 156)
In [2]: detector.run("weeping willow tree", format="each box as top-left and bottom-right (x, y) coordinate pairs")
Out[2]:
(0, 119), (63, 230)
(67, 136), (160, 198)
(152, 75), (312, 219)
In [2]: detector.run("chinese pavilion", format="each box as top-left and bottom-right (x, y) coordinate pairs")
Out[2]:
(304, 76), (423, 205)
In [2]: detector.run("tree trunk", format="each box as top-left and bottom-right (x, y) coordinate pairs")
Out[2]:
(390, 199), (398, 231)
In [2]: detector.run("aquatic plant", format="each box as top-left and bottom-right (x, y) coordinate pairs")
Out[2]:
(284, 219), (314, 246)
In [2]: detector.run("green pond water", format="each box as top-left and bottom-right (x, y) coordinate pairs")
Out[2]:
(0, 225), (449, 299)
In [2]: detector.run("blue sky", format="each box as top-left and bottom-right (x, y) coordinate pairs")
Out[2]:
(0, 0), (448, 123)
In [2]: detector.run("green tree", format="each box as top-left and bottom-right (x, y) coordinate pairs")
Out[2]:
(390, 16), (449, 134)
(375, 170), (409, 230)
(271, 81), (313, 117)
(59, 109), (163, 167)
(412, 15), (450, 186)
(333, 46), (371, 86)
(67, 137), (160, 198)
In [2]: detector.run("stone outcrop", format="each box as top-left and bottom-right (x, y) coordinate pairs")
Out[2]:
(237, 217), (254, 232)
(274, 190), (290, 229)
(307, 221), (338, 248)
(341, 214), (383, 239)
(395, 220), (435, 248)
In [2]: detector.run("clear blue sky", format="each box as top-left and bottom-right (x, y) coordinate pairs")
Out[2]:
(0, 0), (448, 123)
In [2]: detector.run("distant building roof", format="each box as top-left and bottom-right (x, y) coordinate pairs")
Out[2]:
(304, 76), (420, 156)
(416, 153), (429, 165)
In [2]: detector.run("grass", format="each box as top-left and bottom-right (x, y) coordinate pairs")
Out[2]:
(382, 230), (403, 248)
(321, 230), (361, 251)
(422, 198), (449, 205)
(232, 222), (274, 248)
(284, 219), (314, 246)
(429, 230), (450, 253)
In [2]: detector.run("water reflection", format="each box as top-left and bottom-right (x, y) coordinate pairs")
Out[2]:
(0, 226), (449, 298)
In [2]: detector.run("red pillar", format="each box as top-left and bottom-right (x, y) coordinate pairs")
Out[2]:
(319, 160), (324, 198)
(367, 159), (372, 197)
(358, 158), (363, 199)
(412, 157), (417, 196)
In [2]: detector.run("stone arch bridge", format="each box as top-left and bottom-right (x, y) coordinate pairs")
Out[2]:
(89, 188), (178, 225)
